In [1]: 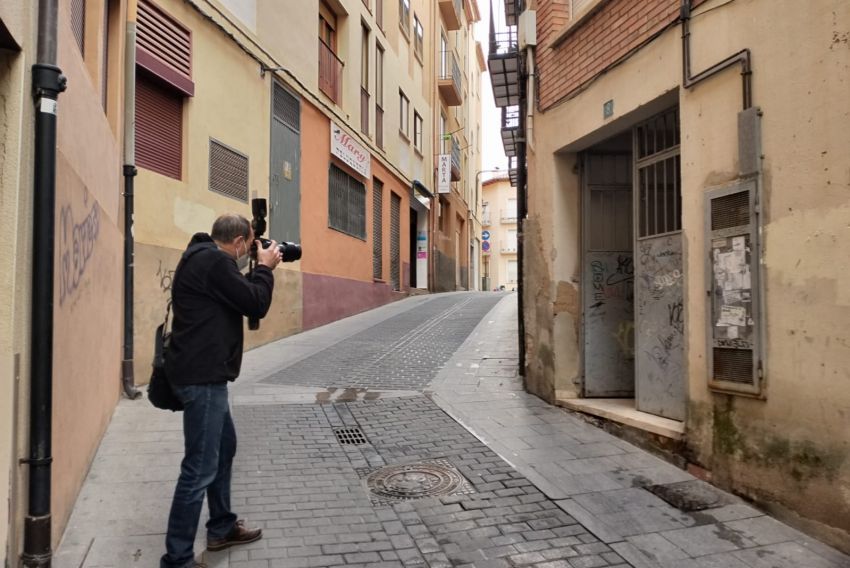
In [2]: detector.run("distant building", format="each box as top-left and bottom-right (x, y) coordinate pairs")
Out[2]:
(480, 176), (517, 291)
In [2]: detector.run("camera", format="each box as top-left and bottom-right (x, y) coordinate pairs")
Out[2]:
(250, 198), (302, 263)
(248, 198), (302, 331)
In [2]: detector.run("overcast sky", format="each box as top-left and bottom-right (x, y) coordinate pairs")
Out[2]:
(474, 0), (510, 179)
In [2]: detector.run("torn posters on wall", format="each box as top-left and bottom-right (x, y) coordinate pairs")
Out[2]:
(712, 235), (754, 349)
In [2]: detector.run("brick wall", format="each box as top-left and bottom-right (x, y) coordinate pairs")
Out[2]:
(536, 0), (706, 111)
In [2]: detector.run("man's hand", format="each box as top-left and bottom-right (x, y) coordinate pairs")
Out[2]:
(256, 240), (282, 269)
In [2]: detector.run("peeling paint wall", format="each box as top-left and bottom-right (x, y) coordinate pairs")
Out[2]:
(528, 0), (850, 550)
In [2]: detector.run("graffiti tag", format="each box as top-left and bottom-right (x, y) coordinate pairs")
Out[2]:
(59, 201), (100, 306)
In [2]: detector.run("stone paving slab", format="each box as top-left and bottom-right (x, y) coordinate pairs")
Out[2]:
(54, 292), (850, 568)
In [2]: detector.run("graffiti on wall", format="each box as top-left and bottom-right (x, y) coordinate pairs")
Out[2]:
(59, 194), (101, 306)
(157, 260), (176, 293)
(635, 235), (685, 420)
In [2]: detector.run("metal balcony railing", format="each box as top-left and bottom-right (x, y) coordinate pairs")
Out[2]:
(501, 106), (520, 158)
(319, 40), (342, 104)
(438, 50), (463, 106)
(488, 24), (520, 107)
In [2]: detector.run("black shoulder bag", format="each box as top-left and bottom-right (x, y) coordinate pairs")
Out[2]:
(147, 300), (184, 411)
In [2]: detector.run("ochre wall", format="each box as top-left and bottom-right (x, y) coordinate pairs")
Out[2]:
(527, 0), (850, 550)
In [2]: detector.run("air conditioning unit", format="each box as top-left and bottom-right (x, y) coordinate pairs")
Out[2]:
(519, 10), (536, 49)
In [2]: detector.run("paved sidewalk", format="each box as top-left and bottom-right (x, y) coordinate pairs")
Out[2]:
(53, 293), (849, 568)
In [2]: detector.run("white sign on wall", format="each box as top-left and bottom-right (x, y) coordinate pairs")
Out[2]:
(331, 122), (371, 178)
(437, 154), (451, 194)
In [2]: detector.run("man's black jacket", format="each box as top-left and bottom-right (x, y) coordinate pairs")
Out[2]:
(165, 233), (275, 385)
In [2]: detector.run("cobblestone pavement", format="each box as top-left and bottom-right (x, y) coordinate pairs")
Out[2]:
(54, 293), (850, 568)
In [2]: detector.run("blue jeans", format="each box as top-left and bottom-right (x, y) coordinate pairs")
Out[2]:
(161, 383), (238, 568)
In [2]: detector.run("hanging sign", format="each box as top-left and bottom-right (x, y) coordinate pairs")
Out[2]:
(437, 155), (451, 194)
(331, 122), (370, 178)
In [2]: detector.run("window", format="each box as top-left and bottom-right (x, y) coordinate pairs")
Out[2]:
(506, 230), (517, 251)
(439, 113), (447, 153)
(440, 33), (448, 76)
(136, 72), (183, 179)
(399, 90), (409, 138)
(318, 2), (341, 103)
(376, 0), (383, 30)
(319, 1), (336, 49)
(413, 15), (424, 62)
(507, 198), (517, 219)
(71, 0), (86, 54)
(375, 44), (384, 148)
(399, 0), (410, 37)
(209, 139), (249, 202)
(413, 111), (423, 153)
(507, 260), (518, 283)
(361, 23), (370, 135)
(329, 164), (367, 239)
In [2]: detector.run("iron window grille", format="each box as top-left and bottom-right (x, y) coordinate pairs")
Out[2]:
(329, 164), (367, 240)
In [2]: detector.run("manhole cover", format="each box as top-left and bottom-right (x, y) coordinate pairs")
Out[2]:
(334, 427), (367, 445)
(365, 459), (473, 503)
(645, 480), (736, 512)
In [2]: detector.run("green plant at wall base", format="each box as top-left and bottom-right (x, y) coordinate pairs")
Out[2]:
(537, 342), (555, 371)
(712, 400), (743, 457)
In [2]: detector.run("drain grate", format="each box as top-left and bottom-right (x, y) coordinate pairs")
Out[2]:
(334, 427), (367, 445)
(363, 458), (474, 505)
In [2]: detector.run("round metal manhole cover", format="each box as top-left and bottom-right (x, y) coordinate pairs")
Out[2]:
(366, 461), (466, 501)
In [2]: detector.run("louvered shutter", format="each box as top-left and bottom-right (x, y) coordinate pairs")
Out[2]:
(71, 0), (86, 54)
(136, 73), (183, 179)
(390, 192), (401, 290)
(372, 179), (384, 279)
(136, 0), (194, 95)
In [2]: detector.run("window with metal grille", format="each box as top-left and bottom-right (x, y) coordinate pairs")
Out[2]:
(711, 190), (750, 230)
(636, 108), (682, 238)
(135, 72), (183, 179)
(373, 179), (384, 279)
(273, 82), (300, 131)
(329, 164), (366, 239)
(209, 140), (249, 202)
(390, 192), (401, 290)
(137, 0), (193, 94)
(71, 0), (86, 54)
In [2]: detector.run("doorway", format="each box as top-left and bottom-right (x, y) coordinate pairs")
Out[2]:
(580, 107), (685, 421)
(409, 208), (417, 289)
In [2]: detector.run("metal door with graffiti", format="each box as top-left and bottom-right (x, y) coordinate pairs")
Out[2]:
(582, 153), (635, 397)
(633, 108), (685, 421)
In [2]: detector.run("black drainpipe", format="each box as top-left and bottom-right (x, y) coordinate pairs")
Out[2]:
(122, 7), (141, 399)
(681, 0), (752, 110)
(516, 2), (528, 379)
(22, 0), (66, 566)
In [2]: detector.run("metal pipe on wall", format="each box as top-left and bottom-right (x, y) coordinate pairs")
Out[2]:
(122, 0), (141, 399)
(23, 0), (66, 565)
(681, 0), (752, 110)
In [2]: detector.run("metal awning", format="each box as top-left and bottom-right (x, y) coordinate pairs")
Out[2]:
(500, 106), (520, 157)
(509, 156), (518, 187)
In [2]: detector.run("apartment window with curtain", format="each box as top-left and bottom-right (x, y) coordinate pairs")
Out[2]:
(361, 23), (370, 135)
(375, 44), (384, 148)
(413, 15), (424, 63)
(413, 111), (423, 153)
(399, 90), (409, 139)
(399, 0), (410, 38)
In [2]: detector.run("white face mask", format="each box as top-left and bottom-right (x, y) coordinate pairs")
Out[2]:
(235, 240), (250, 271)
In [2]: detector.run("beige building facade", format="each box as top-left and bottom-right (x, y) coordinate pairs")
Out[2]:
(1, 0), (130, 562)
(500, 0), (850, 552)
(481, 176), (518, 291)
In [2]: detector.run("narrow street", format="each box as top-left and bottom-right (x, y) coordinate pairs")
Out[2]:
(53, 294), (848, 568)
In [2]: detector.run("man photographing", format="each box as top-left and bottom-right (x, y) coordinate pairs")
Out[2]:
(161, 213), (281, 568)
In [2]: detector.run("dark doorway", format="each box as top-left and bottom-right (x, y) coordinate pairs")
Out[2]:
(409, 208), (418, 289)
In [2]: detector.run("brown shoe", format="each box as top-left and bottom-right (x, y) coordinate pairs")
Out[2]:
(206, 519), (263, 552)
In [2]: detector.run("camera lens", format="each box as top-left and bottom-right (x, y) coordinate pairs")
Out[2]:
(278, 242), (302, 263)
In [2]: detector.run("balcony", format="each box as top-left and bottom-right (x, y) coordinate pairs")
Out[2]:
(501, 106), (520, 157)
(451, 136), (461, 181)
(509, 156), (518, 187)
(438, 51), (463, 106)
(319, 40), (342, 104)
(504, 0), (521, 26)
(482, 212), (492, 226)
(488, 28), (520, 107)
(501, 239), (518, 253)
(439, 0), (463, 30)
(501, 208), (518, 223)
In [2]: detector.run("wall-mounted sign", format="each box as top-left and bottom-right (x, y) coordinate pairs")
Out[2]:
(482, 230), (490, 240)
(437, 155), (451, 194)
(482, 241), (491, 253)
(331, 121), (370, 178)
